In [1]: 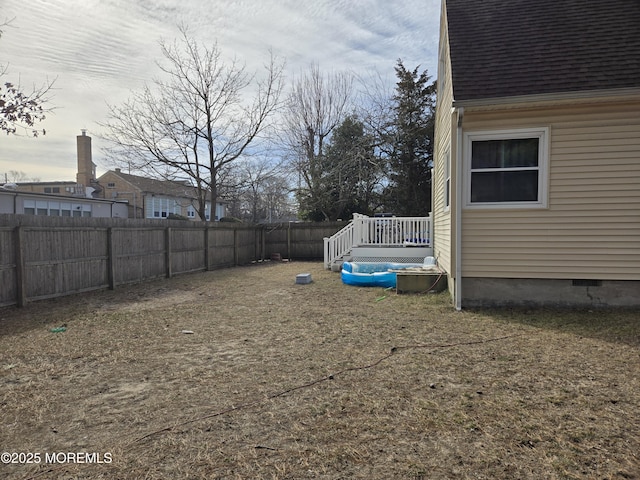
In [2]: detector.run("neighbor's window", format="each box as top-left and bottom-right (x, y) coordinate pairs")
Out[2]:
(61, 203), (72, 216)
(21, 200), (90, 217)
(49, 201), (60, 216)
(23, 200), (36, 215)
(465, 128), (548, 208)
(151, 197), (180, 219)
(36, 201), (48, 216)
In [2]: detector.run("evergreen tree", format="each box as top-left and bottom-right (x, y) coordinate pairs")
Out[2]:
(297, 115), (382, 221)
(383, 60), (436, 216)
(322, 115), (382, 220)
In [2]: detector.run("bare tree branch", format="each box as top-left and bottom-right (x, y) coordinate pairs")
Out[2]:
(282, 64), (353, 220)
(0, 19), (55, 137)
(101, 26), (284, 220)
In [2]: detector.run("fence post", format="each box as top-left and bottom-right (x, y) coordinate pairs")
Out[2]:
(233, 227), (238, 266)
(287, 222), (291, 261)
(165, 227), (172, 278)
(107, 227), (116, 289)
(14, 226), (27, 307)
(204, 227), (210, 271)
(253, 227), (257, 261)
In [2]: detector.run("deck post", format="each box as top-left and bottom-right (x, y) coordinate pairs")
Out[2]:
(323, 237), (329, 268)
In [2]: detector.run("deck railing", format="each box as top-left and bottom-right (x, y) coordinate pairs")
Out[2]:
(323, 220), (355, 269)
(324, 214), (431, 268)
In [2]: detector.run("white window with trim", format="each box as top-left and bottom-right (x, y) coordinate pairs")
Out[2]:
(464, 127), (549, 208)
(36, 201), (48, 216)
(23, 200), (36, 215)
(22, 199), (92, 217)
(49, 201), (60, 216)
(61, 202), (72, 216)
(81, 204), (92, 217)
(150, 196), (180, 218)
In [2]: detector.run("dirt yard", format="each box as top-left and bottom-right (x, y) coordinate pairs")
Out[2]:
(1, 261), (639, 479)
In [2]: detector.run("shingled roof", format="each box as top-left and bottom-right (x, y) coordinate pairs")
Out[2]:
(445, 0), (640, 102)
(108, 170), (200, 199)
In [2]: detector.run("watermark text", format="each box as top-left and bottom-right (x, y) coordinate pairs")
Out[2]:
(1, 451), (112, 464)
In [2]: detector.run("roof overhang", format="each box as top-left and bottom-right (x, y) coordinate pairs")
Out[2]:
(452, 87), (640, 111)
(0, 189), (122, 204)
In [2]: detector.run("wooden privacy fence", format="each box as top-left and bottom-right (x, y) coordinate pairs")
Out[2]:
(0, 215), (346, 307)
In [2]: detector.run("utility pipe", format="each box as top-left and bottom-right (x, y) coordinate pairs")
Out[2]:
(454, 107), (464, 311)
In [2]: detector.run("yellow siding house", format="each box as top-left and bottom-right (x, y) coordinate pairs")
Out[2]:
(434, 0), (640, 307)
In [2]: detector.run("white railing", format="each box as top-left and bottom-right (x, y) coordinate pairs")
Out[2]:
(324, 214), (432, 268)
(324, 220), (355, 269)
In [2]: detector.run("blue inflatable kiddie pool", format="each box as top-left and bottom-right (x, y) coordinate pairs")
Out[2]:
(341, 261), (423, 288)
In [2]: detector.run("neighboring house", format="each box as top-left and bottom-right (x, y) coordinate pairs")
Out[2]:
(433, 0), (640, 308)
(0, 189), (128, 218)
(7, 130), (225, 221)
(97, 169), (226, 221)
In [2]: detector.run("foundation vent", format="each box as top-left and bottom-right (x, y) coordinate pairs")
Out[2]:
(572, 279), (602, 287)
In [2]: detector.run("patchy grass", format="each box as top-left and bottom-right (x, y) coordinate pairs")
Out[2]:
(0, 261), (638, 479)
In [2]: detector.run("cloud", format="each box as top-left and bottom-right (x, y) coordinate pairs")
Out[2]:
(0, 0), (440, 181)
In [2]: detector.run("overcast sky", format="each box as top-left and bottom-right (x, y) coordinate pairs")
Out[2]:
(0, 0), (441, 182)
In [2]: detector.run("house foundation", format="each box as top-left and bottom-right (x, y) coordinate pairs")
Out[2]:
(462, 278), (640, 308)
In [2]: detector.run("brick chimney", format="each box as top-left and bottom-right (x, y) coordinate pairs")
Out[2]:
(76, 129), (96, 187)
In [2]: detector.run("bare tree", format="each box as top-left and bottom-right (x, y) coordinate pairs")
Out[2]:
(282, 64), (353, 220)
(102, 27), (285, 220)
(0, 20), (55, 137)
(355, 68), (396, 157)
(232, 157), (293, 223)
(3, 170), (40, 182)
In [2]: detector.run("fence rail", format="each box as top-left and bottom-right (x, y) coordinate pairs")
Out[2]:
(0, 215), (346, 307)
